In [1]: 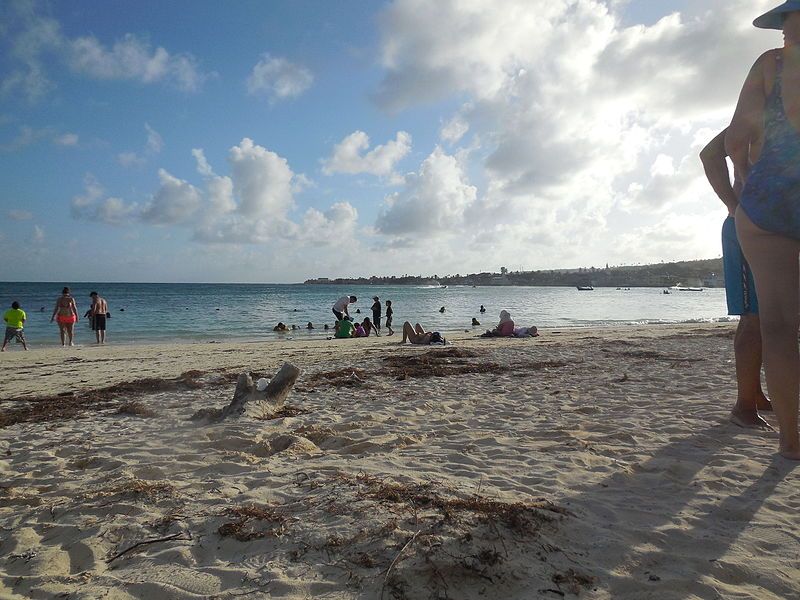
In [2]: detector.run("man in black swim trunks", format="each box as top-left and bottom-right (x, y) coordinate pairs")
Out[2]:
(89, 291), (109, 344)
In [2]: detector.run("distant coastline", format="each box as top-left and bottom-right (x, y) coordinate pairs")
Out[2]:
(304, 258), (724, 288)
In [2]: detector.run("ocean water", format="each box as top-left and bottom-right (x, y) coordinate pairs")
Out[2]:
(0, 282), (732, 347)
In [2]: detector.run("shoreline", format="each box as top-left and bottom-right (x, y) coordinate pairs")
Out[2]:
(1, 322), (733, 400)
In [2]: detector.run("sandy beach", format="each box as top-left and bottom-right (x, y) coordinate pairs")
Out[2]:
(1, 323), (798, 599)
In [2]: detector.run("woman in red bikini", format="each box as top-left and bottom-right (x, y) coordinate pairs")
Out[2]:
(51, 287), (78, 347)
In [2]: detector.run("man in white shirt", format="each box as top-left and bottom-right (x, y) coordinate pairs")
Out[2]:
(332, 295), (357, 321)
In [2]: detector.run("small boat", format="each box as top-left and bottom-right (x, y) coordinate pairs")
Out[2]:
(576, 286), (594, 291)
(675, 287), (703, 292)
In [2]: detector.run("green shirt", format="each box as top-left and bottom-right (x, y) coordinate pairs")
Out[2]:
(335, 319), (354, 338)
(4, 308), (26, 329)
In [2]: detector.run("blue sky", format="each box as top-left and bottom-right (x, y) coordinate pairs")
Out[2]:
(0, 0), (780, 282)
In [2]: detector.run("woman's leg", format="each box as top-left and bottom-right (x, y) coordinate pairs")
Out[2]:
(401, 321), (414, 343)
(58, 323), (67, 346)
(66, 323), (75, 345)
(414, 323), (426, 334)
(736, 207), (800, 459)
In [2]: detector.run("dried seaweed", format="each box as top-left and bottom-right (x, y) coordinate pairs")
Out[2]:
(1, 370), (209, 428)
(218, 504), (288, 541)
(384, 349), (507, 379)
(87, 479), (176, 504)
(116, 401), (157, 418)
(306, 368), (369, 388)
(552, 568), (598, 594)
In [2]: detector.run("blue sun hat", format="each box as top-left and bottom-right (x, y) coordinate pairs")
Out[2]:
(754, 1), (800, 29)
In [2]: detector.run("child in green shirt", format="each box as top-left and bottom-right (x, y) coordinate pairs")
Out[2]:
(2, 301), (28, 351)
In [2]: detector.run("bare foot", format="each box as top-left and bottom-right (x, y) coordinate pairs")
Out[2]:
(730, 408), (774, 430)
(756, 395), (773, 412)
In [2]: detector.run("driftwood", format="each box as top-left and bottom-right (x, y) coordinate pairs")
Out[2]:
(219, 362), (301, 421)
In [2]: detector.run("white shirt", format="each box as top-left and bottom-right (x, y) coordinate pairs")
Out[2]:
(333, 296), (351, 312)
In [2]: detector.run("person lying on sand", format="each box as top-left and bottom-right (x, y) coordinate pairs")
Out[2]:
(399, 322), (444, 345)
(514, 326), (539, 337)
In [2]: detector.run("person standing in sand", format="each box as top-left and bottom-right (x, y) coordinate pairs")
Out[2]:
(2, 301), (28, 351)
(700, 129), (772, 429)
(385, 299), (394, 336)
(370, 296), (382, 335)
(51, 287), (78, 347)
(89, 291), (109, 344)
(332, 295), (357, 321)
(727, 1), (800, 458)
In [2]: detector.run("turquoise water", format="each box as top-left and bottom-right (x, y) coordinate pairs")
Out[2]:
(0, 282), (732, 347)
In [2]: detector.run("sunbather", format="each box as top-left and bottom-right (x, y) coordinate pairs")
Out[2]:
(399, 321), (444, 345)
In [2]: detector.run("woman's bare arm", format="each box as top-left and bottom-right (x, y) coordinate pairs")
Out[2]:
(726, 52), (770, 184)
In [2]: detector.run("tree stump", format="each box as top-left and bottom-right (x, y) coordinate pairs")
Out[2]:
(219, 362), (301, 420)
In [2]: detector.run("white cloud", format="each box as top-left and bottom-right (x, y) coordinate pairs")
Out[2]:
(118, 123), (164, 168)
(70, 174), (139, 225)
(192, 148), (214, 177)
(68, 33), (207, 91)
(298, 202), (359, 244)
(53, 132), (78, 146)
(229, 138), (295, 219)
(0, 125), (53, 151)
(322, 130), (412, 178)
(117, 152), (145, 167)
(141, 169), (202, 225)
(440, 115), (469, 144)
(368, 0), (775, 268)
(8, 209), (33, 221)
(95, 197), (139, 225)
(0, 5), (62, 102)
(145, 123), (163, 153)
(32, 225), (45, 243)
(81, 139), (348, 247)
(246, 54), (313, 103)
(1, 3), (209, 102)
(376, 147), (476, 236)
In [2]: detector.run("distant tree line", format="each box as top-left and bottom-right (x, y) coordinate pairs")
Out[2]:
(304, 258), (724, 288)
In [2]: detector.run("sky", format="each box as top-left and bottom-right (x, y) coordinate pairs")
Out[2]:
(0, 0), (782, 283)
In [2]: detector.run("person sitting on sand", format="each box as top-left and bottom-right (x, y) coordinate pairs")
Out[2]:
(399, 322), (444, 345)
(354, 322), (367, 337)
(362, 317), (379, 337)
(481, 310), (515, 337)
(471, 317), (481, 326)
(335, 318), (354, 339)
(273, 322), (288, 332)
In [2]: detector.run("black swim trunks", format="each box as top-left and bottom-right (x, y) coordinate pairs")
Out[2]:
(92, 314), (107, 331)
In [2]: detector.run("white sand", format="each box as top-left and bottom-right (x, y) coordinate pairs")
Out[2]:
(1, 323), (798, 599)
